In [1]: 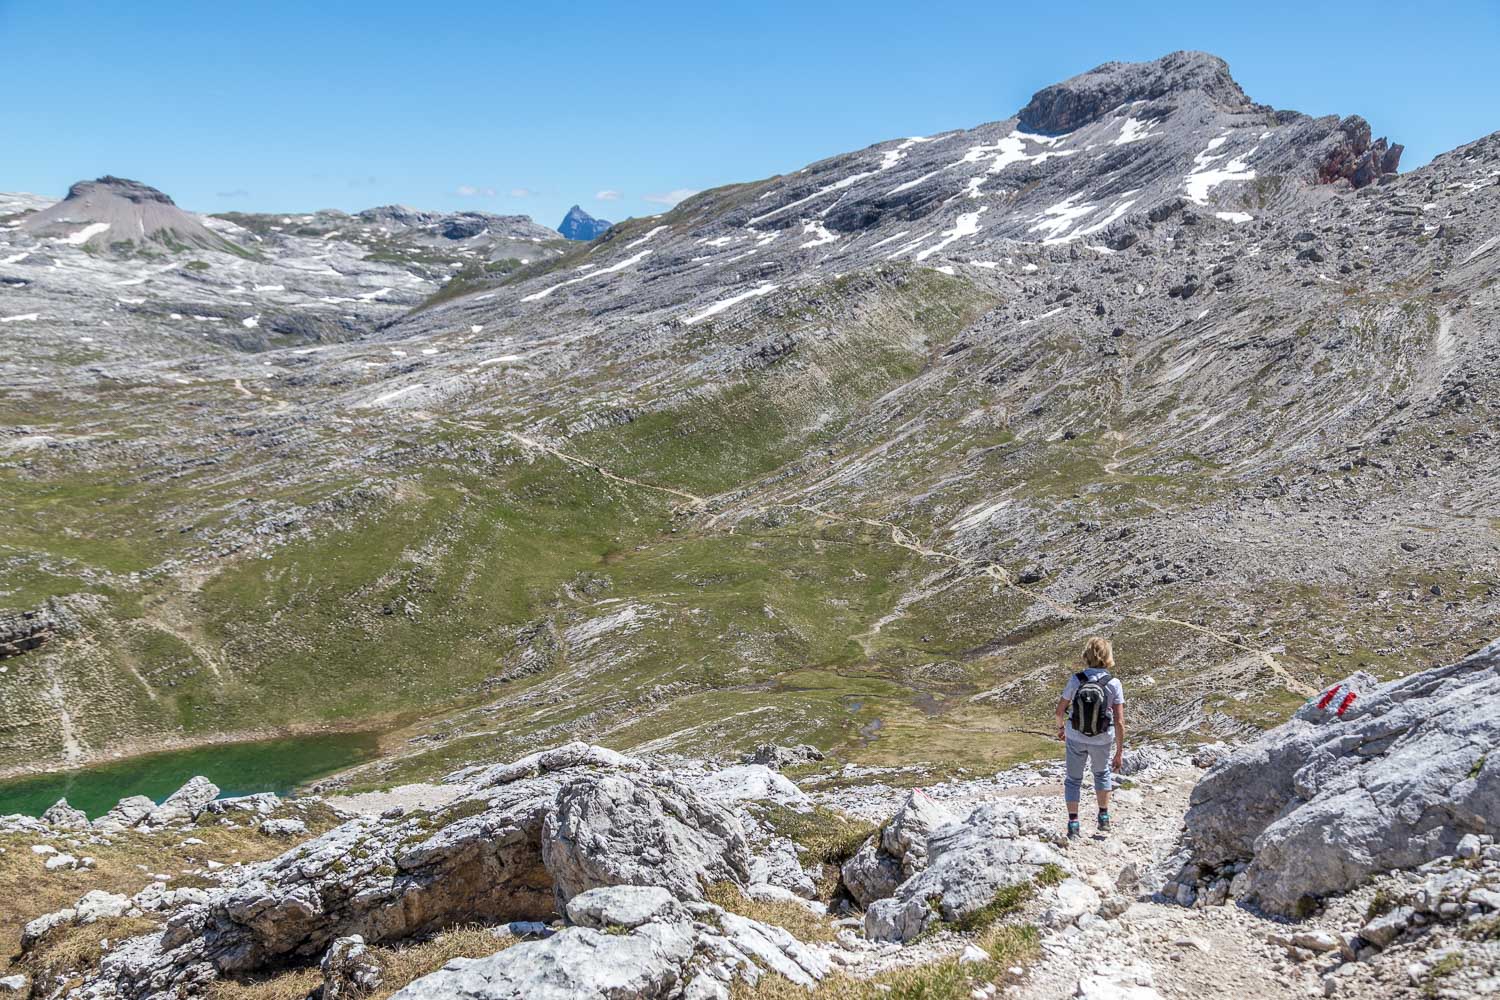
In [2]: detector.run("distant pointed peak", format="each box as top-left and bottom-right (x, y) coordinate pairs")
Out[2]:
(1018, 50), (1251, 134)
(558, 204), (611, 241)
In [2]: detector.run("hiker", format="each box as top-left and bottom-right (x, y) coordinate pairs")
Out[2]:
(1054, 636), (1126, 839)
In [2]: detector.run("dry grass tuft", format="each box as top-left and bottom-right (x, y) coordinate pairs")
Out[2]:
(732, 922), (1039, 1000)
(756, 803), (877, 901)
(20, 915), (163, 991)
(207, 923), (513, 1000)
(0, 812), (338, 976)
(705, 883), (837, 943)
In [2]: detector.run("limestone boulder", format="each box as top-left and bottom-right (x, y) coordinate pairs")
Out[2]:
(1182, 641), (1500, 915)
(42, 798), (90, 830)
(542, 771), (751, 904)
(864, 803), (1065, 942)
(142, 777), (220, 828)
(841, 789), (955, 908)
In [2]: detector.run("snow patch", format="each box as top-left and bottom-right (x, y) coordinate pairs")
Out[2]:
(61, 222), (111, 245)
(799, 221), (839, 248)
(1185, 136), (1257, 204)
(955, 129), (1077, 176)
(1029, 195), (1097, 243)
(1113, 118), (1156, 145)
(0, 313), (40, 323)
(915, 209), (985, 261)
(522, 249), (652, 302)
(368, 384), (424, 406)
(626, 225), (668, 249)
(1215, 211), (1253, 224)
(683, 282), (779, 325)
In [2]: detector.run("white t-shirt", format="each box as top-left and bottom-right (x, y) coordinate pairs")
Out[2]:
(1061, 667), (1124, 745)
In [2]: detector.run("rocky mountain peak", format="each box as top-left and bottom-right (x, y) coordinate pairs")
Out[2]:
(22, 175), (238, 252)
(64, 175), (176, 206)
(558, 204), (611, 241)
(1017, 50), (1252, 133)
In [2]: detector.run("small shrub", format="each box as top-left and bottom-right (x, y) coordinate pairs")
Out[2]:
(1366, 886), (1398, 921)
(950, 881), (1032, 932)
(1035, 863), (1067, 887)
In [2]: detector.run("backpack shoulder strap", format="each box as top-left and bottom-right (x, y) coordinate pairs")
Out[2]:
(1095, 671), (1113, 687)
(1074, 671), (1089, 686)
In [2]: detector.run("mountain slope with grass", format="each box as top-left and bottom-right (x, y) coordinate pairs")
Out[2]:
(0, 51), (1497, 787)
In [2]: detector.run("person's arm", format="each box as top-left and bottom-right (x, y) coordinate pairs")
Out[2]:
(1112, 703), (1126, 770)
(1055, 697), (1070, 742)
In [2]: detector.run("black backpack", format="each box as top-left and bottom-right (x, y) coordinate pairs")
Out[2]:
(1070, 671), (1113, 737)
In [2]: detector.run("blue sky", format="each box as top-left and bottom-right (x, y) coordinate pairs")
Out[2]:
(3, 1), (1496, 230)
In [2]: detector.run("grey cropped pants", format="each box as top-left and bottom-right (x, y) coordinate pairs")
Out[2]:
(1064, 737), (1112, 802)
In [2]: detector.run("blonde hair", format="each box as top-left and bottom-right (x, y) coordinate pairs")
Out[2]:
(1082, 637), (1115, 671)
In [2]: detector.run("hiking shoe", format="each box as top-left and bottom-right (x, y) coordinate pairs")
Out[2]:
(1067, 819), (1081, 840)
(1098, 811), (1112, 833)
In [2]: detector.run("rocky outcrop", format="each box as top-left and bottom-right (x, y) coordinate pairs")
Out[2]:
(841, 790), (955, 907)
(740, 744), (825, 770)
(1180, 640), (1500, 915)
(142, 776), (220, 828)
(72, 744), (791, 999)
(390, 885), (828, 1000)
(0, 604), (70, 659)
(865, 803), (1065, 942)
(94, 795), (157, 832)
(542, 771), (752, 905)
(696, 764), (810, 810)
(1315, 115), (1403, 188)
(41, 798), (90, 829)
(1017, 50), (1252, 133)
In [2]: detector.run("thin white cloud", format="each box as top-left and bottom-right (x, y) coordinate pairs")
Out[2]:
(456, 184), (496, 197)
(643, 188), (698, 206)
(595, 189), (622, 201)
(510, 187), (536, 198)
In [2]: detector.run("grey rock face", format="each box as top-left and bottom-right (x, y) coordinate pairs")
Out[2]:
(865, 803), (1065, 942)
(841, 790), (955, 907)
(1019, 50), (1251, 134)
(390, 883), (827, 1000)
(1182, 640), (1500, 915)
(142, 776), (220, 827)
(696, 763), (809, 809)
(203, 792), (281, 816)
(564, 884), (682, 930)
(95, 795), (157, 831)
(542, 771), (752, 904)
(72, 745), (798, 999)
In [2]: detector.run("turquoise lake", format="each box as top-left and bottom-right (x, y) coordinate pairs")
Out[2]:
(0, 731), (381, 818)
